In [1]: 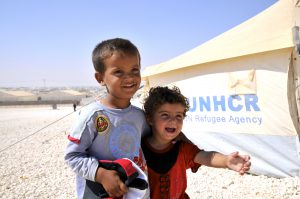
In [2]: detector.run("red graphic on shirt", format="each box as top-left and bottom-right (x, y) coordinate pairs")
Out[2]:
(95, 114), (110, 134)
(133, 148), (146, 171)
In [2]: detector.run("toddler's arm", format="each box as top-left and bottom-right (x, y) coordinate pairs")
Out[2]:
(194, 150), (251, 175)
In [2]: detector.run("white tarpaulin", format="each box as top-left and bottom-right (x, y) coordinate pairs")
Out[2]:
(140, 0), (300, 177)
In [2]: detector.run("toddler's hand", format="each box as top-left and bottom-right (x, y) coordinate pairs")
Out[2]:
(227, 151), (251, 175)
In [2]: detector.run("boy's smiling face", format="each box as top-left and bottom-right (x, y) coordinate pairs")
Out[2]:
(149, 103), (185, 143)
(95, 51), (141, 108)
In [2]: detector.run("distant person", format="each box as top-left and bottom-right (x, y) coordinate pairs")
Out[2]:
(64, 38), (150, 199)
(141, 86), (251, 199)
(73, 103), (77, 112)
(52, 104), (57, 110)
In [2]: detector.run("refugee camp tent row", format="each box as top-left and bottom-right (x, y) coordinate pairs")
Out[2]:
(0, 90), (37, 102)
(0, 89), (87, 105)
(38, 89), (87, 102)
(141, 0), (300, 177)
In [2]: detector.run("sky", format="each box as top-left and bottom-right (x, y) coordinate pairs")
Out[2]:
(0, 0), (278, 88)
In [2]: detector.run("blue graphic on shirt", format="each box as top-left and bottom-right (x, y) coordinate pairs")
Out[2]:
(109, 123), (139, 159)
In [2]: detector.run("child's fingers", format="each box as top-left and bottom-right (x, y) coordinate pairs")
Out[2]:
(239, 170), (246, 175)
(119, 182), (128, 193)
(242, 155), (251, 161)
(230, 151), (239, 157)
(238, 162), (251, 175)
(108, 182), (128, 198)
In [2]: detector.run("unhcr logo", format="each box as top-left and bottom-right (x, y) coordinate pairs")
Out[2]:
(188, 95), (260, 112)
(185, 95), (262, 125)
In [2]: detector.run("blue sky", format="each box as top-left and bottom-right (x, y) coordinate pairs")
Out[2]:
(0, 0), (277, 88)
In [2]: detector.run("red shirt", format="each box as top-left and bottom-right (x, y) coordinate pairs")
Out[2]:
(142, 140), (201, 199)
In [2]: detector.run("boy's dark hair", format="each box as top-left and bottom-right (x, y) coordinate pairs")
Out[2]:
(143, 86), (190, 120)
(92, 38), (141, 73)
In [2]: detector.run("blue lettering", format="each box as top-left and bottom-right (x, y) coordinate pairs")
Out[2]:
(228, 95), (243, 112)
(213, 96), (226, 111)
(188, 97), (197, 112)
(186, 95), (260, 112)
(245, 95), (260, 111)
(199, 96), (210, 111)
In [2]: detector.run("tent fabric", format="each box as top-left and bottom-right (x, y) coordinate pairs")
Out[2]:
(288, 51), (300, 136)
(168, 50), (296, 137)
(140, 0), (300, 177)
(142, 0), (298, 78)
(191, 132), (300, 177)
(0, 90), (37, 102)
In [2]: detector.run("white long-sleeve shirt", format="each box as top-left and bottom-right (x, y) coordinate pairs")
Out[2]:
(64, 101), (149, 199)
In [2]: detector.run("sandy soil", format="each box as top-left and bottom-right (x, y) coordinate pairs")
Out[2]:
(0, 105), (299, 199)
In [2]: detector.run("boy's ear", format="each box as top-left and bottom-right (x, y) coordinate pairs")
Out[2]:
(95, 72), (105, 86)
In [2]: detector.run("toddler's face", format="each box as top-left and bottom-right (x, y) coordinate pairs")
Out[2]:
(150, 103), (185, 142)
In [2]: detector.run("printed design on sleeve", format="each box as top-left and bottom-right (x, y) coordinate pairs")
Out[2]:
(109, 123), (139, 160)
(95, 114), (110, 135)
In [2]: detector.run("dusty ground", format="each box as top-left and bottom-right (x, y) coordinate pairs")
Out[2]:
(0, 105), (299, 199)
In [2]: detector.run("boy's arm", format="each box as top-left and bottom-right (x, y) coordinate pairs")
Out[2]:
(65, 137), (128, 197)
(64, 139), (99, 181)
(95, 167), (128, 197)
(64, 109), (101, 182)
(194, 151), (251, 175)
(65, 107), (128, 197)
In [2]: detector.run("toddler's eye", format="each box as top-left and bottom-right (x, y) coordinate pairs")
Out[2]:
(176, 115), (184, 121)
(160, 113), (169, 120)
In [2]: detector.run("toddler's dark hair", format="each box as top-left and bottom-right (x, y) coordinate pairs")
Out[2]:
(143, 86), (190, 120)
(92, 38), (140, 73)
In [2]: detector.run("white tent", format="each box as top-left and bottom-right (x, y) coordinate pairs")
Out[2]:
(38, 89), (86, 102)
(0, 89), (37, 102)
(141, 0), (300, 177)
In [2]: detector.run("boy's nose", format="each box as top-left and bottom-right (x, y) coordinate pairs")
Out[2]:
(124, 72), (135, 79)
(123, 75), (135, 84)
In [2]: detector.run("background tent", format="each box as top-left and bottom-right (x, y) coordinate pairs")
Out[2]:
(38, 89), (87, 102)
(0, 90), (37, 102)
(140, 0), (300, 177)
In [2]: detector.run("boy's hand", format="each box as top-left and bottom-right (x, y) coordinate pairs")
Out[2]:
(226, 151), (251, 175)
(95, 167), (128, 197)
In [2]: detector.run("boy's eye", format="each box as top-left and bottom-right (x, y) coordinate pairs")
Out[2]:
(132, 68), (140, 75)
(114, 70), (123, 76)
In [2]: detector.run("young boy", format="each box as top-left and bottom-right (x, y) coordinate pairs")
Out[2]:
(141, 86), (251, 199)
(65, 38), (149, 199)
